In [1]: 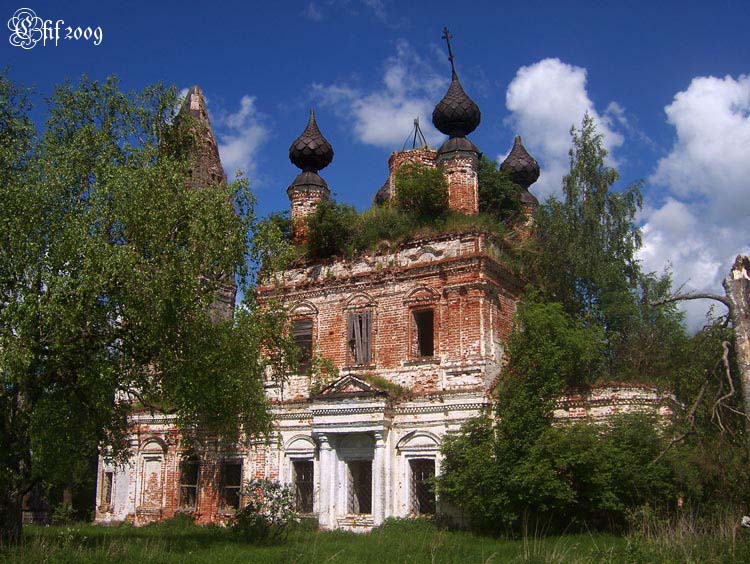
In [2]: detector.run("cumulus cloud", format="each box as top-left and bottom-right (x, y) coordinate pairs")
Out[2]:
(312, 40), (447, 149)
(639, 74), (750, 328)
(216, 95), (269, 179)
(651, 75), (750, 223)
(505, 58), (624, 198)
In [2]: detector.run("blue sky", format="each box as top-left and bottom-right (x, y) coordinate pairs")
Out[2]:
(4, 0), (750, 327)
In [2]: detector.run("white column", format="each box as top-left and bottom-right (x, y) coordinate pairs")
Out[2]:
(317, 434), (332, 528)
(372, 431), (386, 524)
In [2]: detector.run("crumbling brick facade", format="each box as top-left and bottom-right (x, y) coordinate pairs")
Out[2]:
(438, 151), (479, 215)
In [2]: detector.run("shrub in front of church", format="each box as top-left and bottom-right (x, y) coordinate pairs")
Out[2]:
(230, 480), (300, 542)
(438, 299), (676, 534)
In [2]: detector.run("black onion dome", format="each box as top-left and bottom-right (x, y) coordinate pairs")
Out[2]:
(432, 73), (481, 138)
(500, 136), (540, 190)
(289, 109), (333, 172)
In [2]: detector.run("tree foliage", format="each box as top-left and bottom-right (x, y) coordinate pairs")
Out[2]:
(0, 73), (293, 544)
(439, 113), (749, 535)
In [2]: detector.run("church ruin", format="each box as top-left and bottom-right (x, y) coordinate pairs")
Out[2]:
(95, 38), (672, 531)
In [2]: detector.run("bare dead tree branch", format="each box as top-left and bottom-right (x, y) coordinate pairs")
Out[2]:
(116, 385), (178, 416)
(651, 292), (733, 318)
(652, 371), (711, 464)
(713, 341), (735, 421)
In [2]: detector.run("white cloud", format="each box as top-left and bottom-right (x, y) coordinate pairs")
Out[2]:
(505, 58), (624, 198)
(651, 74), (750, 223)
(216, 95), (269, 178)
(639, 74), (750, 329)
(312, 40), (447, 149)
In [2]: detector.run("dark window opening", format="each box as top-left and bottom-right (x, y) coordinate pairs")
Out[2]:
(347, 460), (372, 514)
(293, 460), (314, 513)
(413, 310), (434, 357)
(292, 318), (313, 375)
(347, 311), (372, 365)
(101, 471), (114, 506)
(221, 461), (242, 510)
(179, 457), (200, 509)
(410, 459), (436, 515)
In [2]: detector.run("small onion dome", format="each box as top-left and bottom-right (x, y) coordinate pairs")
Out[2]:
(500, 136), (540, 190)
(290, 170), (328, 190)
(432, 73), (481, 138)
(437, 135), (480, 156)
(289, 109), (333, 172)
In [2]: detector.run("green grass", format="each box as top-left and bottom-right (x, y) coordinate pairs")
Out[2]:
(3, 517), (749, 563)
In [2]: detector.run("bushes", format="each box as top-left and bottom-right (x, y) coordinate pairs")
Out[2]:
(478, 155), (523, 222)
(393, 163), (449, 221)
(230, 479), (300, 543)
(305, 201), (358, 260)
(301, 162), (521, 262)
(438, 299), (677, 534)
(439, 414), (678, 534)
(353, 206), (413, 251)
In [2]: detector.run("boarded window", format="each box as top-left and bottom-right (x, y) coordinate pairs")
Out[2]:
(413, 309), (434, 357)
(101, 471), (113, 506)
(347, 311), (372, 365)
(292, 319), (313, 375)
(410, 459), (436, 515)
(293, 460), (314, 513)
(347, 460), (372, 514)
(178, 457), (199, 509)
(221, 460), (242, 510)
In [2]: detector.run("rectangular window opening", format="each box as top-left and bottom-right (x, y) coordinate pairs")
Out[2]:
(292, 318), (313, 375)
(221, 460), (242, 510)
(347, 311), (372, 365)
(101, 471), (113, 506)
(292, 460), (314, 513)
(413, 309), (435, 358)
(347, 460), (372, 515)
(410, 459), (436, 515)
(178, 458), (200, 509)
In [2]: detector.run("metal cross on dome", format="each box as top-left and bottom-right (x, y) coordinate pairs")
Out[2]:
(442, 27), (456, 76)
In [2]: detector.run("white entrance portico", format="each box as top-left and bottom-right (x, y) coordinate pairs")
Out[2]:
(311, 375), (391, 531)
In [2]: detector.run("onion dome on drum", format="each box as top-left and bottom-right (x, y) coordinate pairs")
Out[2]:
(289, 109), (334, 173)
(432, 72), (481, 139)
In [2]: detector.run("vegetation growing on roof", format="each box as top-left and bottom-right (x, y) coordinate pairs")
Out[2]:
(270, 161), (527, 263)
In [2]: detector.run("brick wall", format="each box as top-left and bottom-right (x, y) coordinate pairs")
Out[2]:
(259, 232), (520, 401)
(289, 185), (329, 243)
(438, 152), (479, 215)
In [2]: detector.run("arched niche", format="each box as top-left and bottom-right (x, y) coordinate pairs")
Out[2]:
(344, 293), (376, 311)
(285, 435), (317, 457)
(139, 439), (167, 509)
(396, 430), (440, 455)
(290, 301), (318, 317)
(404, 285), (440, 305)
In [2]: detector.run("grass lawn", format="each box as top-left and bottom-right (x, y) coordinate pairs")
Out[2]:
(2, 517), (749, 563)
